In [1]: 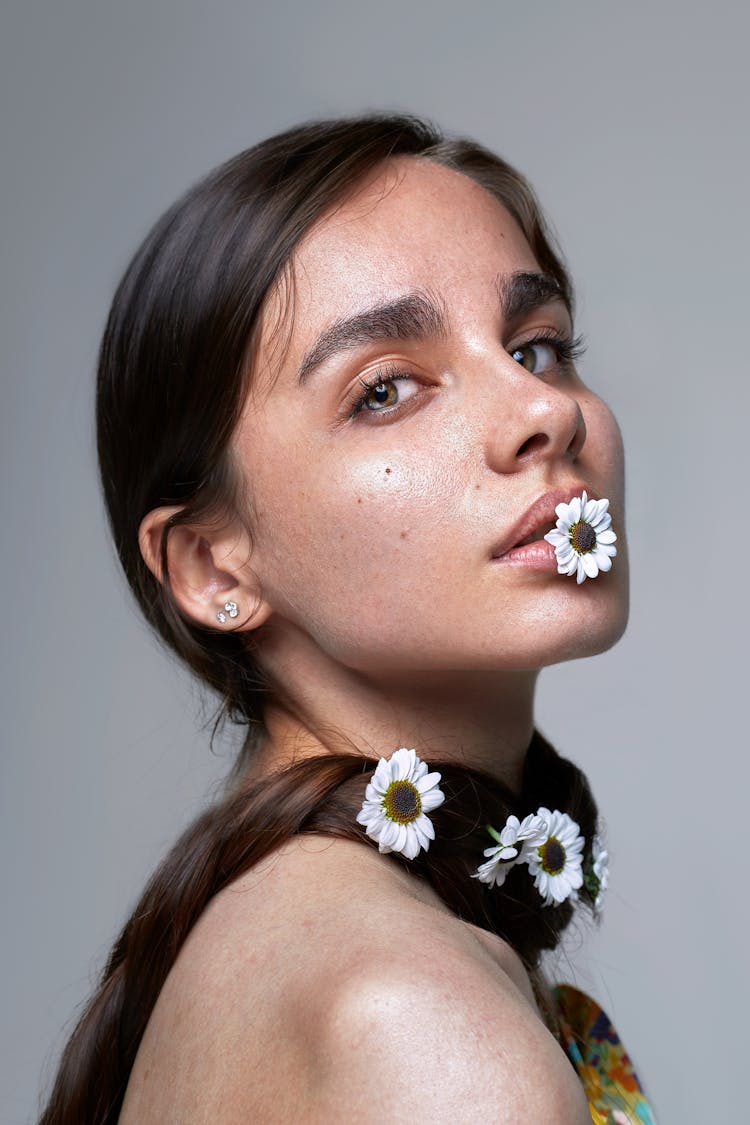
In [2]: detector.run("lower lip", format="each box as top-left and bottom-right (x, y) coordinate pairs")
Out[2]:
(493, 540), (558, 570)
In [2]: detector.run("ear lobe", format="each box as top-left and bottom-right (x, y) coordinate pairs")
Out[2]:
(138, 507), (273, 633)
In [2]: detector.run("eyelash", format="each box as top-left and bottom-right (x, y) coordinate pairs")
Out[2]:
(524, 329), (586, 368)
(346, 331), (587, 420)
(347, 362), (418, 419)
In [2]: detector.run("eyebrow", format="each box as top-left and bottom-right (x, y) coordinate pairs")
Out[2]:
(297, 290), (448, 385)
(296, 271), (570, 385)
(496, 271), (571, 323)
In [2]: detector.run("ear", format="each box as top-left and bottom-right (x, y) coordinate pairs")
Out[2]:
(138, 506), (273, 633)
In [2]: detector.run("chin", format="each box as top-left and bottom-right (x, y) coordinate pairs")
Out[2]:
(539, 583), (630, 668)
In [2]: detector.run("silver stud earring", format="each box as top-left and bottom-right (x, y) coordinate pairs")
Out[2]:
(217, 600), (239, 624)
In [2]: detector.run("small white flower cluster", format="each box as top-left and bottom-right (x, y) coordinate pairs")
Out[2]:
(474, 812), (549, 888)
(544, 490), (617, 584)
(586, 833), (610, 916)
(356, 749), (609, 915)
(474, 807), (609, 912)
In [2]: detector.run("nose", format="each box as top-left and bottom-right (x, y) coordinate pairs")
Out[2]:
(483, 362), (586, 473)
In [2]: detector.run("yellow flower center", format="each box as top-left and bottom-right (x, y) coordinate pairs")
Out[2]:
(570, 520), (597, 554)
(384, 780), (422, 824)
(538, 837), (566, 875)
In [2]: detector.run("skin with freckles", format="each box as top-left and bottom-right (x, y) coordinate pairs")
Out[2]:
(127, 155), (629, 1124)
(223, 156), (628, 779)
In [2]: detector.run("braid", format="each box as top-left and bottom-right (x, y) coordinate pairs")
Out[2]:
(382, 731), (600, 968)
(40, 733), (598, 1123)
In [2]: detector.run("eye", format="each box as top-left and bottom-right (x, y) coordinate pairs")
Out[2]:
(511, 339), (561, 374)
(363, 380), (399, 410)
(349, 370), (421, 418)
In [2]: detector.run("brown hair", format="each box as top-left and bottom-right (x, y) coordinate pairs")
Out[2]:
(41, 114), (595, 1124)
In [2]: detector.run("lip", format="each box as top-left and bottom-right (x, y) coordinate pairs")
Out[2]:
(490, 484), (598, 559)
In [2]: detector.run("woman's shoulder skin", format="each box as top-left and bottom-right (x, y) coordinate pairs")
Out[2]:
(120, 837), (591, 1124)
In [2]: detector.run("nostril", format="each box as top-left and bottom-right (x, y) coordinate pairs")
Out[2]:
(516, 433), (549, 459)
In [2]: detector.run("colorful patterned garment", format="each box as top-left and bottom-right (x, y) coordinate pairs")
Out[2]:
(553, 984), (658, 1125)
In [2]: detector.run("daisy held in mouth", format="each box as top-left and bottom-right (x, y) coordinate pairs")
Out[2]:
(545, 491), (618, 584)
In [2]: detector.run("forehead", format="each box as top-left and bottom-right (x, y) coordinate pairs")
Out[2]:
(258, 156), (541, 378)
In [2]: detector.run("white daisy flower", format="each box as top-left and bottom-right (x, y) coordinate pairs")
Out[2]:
(584, 833), (610, 915)
(527, 807), (585, 907)
(356, 747), (445, 860)
(544, 490), (617, 584)
(473, 812), (548, 888)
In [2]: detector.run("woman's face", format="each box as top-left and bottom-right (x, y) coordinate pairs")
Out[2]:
(233, 157), (628, 677)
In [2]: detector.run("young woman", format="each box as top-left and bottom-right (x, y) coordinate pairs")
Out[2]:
(41, 114), (656, 1124)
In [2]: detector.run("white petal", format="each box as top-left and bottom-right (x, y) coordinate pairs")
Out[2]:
(416, 813), (435, 841)
(380, 819), (400, 847)
(597, 529), (617, 545)
(569, 496), (582, 522)
(545, 529), (568, 546)
(594, 551), (612, 572)
(582, 552), (599, 579)
(473, 863), (494, 885)
(477, 860), (507, 887)
(389, 749), (406, 781)
(519, 815), (548, 844)
(420, 787), (445, 812)
(590, 499), (610, 525)
(413, 756), (428, 779)
(371, 758), (392, 791)
(416, 771), (442, 794)
(400, 749), (416, 780)
(500, 817), (519, 845)
(576, 557), (587, 583)
(582, 496), (598, 523)
(534, 869), (549, 896)
(598, 543), (617, 557)
(401, 828), (420, 860)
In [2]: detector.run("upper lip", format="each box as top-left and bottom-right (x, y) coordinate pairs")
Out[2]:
(491, 484), (598, 558)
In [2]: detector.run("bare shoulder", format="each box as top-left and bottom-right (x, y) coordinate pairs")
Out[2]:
(120, 837), (590, 1124)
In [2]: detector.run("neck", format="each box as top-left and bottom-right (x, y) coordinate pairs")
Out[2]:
(251, 624), (539, 793)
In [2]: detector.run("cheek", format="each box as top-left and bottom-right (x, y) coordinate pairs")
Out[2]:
(581, 394), (625, 501)
(247, 425), (474, 623)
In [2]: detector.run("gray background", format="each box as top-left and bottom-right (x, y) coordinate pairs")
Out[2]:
(2, 1), (747, 1121)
